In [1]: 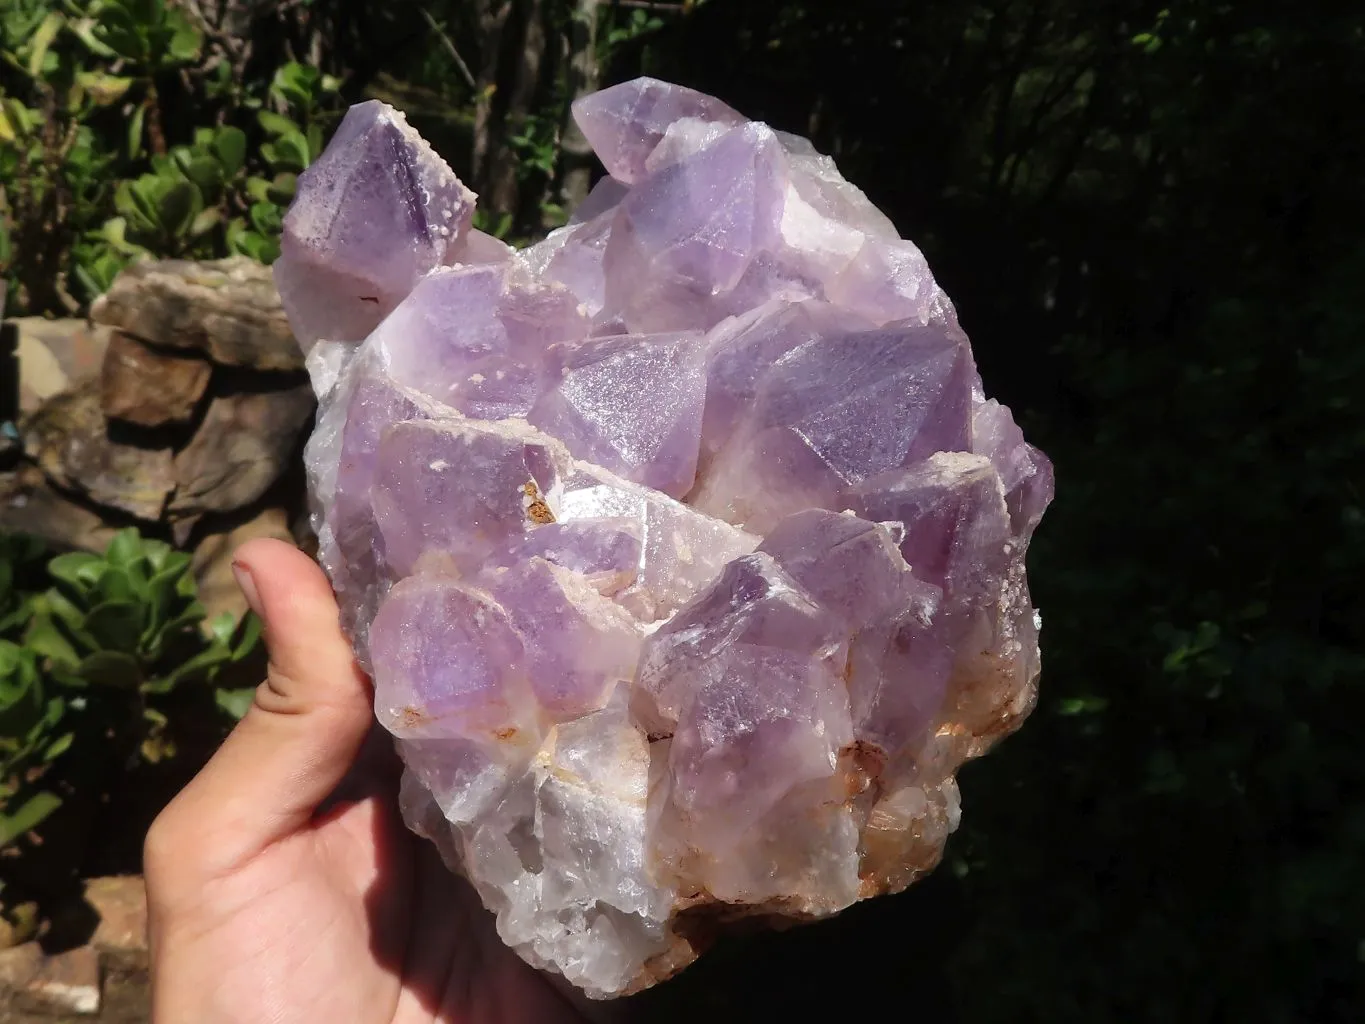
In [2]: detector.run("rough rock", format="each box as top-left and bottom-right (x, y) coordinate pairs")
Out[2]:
(0, 463), (121, 553)
(10, 317), (112, 416)
(166, 385), (313, 520)
(20, 382), (175, 520)
(279, 77), (1054, 1000)
(84, 876), (148, 955)
(0, 944), (100, 1016)
(90, 256), (302, 371)
(100, 331), (212, 427)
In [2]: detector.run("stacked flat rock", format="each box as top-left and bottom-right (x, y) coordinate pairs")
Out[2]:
(279, 77), (1054, 998)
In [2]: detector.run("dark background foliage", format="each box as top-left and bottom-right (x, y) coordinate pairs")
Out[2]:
(3, 1), (1361, 1020)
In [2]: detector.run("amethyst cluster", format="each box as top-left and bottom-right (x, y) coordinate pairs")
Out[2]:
(278, 77), (1053, 998)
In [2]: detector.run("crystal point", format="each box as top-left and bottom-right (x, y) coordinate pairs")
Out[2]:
(275, 101), (477, 351)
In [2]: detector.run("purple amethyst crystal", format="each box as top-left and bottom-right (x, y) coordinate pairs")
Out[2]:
(281, 76), (1053, 999)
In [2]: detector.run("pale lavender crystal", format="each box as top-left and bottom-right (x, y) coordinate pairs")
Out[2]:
(856, 452), (1013, 609)
(634, 552), (843, 731)
(700, 299), (876, 456)
(972, 396), (1056, 536)
(603, 121), (789, 333)
(372, 265), (586, 419)
(476, 559), (642, 721)
(693, 321), (976, 533)
(490, 519), (643, 596)
(651, 644), (857, 910)
(369, 574), (532, 742)
(275, 101), (477, 351)
(758, 508), (937, 630)
(529, 331), (707, 497)
(370, 418), (570, 578)
(572, 77), (744, 184)
(286, 77), (1053, 1000)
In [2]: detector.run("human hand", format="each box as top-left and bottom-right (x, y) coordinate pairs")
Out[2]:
(144, 538), (588, 1024)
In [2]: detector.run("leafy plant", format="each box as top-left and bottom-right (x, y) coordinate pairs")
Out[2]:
(0, 640), (67, 847)
(0, 0), (341, 314)
(0, 534), (46, 639)
(0, 528), (262, 847)
(25, 528), (260, 697)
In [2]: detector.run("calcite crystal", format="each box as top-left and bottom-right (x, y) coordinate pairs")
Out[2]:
(279, 77), (1053, 998)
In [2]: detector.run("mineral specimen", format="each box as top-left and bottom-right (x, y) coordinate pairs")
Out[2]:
(279, 76), (1054, 999)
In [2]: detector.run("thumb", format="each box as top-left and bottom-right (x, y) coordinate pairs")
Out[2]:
(149, 538), (374, 876)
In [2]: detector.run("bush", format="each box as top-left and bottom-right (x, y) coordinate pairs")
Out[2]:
(0, 0), (341, 315)
(0, 528), (260, 848)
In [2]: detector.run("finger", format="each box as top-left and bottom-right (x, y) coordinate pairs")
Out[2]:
(151, 538), (373, 875)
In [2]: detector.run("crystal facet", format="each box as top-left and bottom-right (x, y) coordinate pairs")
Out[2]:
(281, 75), (1053, 999)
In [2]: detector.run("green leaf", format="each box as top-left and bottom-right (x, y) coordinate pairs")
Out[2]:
(261, 130), (310, 173)
(156, 180), (203, 239)
(190, 207), (222, 237)
(83, 600), (144, 653)
(1056, 695), (1110, 716)
(96, 566), (136, 603)
(0, 592), (32, 637)
(208, 611), (235, 646)
(215, 686), (255, 720)
(249, 201), (283, 235)
(232, 231), (280, 263)
(23, 614), (80, 669)
(166, 14), (202, 63)
(32, 695), (66, 738)
(48, 551), (105, 592)
(99, 216), (133, 253)
(271, 62), (320, 110)
(70, 17), (119, 59)
(74, 71), (132, 106)
(0, 791), (62, 848)
(231, 612), (263, 661)
(306, 123), (324, 163)
(244, 176), (272, 202)
(76, 649), (142, 688)
(174, 152), (224, 193)
(127, 101), (146, 159)
(142, 644), (229, 693)
(146, 598), (206, 654)
(256, 110), (298, 137)
(175, 568), (199, 599)
(265, 172), (297, 205)
(41, 732), (73, 762)
(213, 126), (247, 177)
(94, 3), (146, 63)
(140, 540), (176, 573)
(115, 180), (154, 233)
(0, 104), (18, 145)
(146, 556), (191, 600)
(26, 12), (64, 78)
(105, 528), (142, 567)
(0, 642), (41, 732)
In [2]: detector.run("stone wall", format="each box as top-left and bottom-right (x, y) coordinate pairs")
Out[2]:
(0, 257), (314, 622)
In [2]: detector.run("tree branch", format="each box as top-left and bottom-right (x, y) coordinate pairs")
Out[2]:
(419, 8), (478, 91)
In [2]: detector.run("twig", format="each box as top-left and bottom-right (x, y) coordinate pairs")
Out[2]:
(419, 8), (478, 91)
